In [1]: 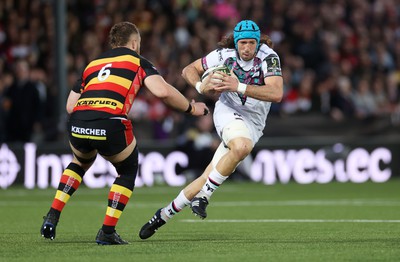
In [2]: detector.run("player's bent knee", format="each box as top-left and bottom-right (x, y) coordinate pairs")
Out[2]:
(113, 146), (139, 174)
(235, 138), (253, 154)
(112, 146), (139, 188)
(73, 153), (97, 171)
(229, 138), (253, 160)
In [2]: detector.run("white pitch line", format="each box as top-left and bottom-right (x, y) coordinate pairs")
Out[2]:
(1, 199), (400, 207)
(210, 200), (400, 207)
(181, 219), (400, 223)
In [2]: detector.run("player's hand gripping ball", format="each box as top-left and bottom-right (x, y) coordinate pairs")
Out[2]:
(199, 65), (230, 95)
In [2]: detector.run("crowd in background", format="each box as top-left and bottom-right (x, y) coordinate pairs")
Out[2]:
(0, 0), (400, 144)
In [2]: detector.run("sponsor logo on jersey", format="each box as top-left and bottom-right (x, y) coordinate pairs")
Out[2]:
(76, 99), (118, 108)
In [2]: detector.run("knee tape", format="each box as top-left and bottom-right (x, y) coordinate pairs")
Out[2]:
(212, 120), (252, 169)
(221, 120), (252, 145)
(211, 142), (229, 168)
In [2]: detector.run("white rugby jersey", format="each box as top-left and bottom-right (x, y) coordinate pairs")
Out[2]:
(201, 43), (282, 131)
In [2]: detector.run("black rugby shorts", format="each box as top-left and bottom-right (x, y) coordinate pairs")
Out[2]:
(67, 118), (134, 156)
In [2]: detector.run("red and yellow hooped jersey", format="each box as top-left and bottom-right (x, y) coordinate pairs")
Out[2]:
(71, 47), (159, 120)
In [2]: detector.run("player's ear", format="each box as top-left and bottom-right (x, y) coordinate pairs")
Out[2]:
(132, 39), (138, 52)
(131, 34), (141, 54)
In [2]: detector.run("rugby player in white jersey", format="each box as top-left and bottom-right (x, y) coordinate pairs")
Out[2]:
(139, 20), (283, 239)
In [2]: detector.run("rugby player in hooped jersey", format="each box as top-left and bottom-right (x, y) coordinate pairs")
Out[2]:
(40, 21), (209, 245)
(139, 20), (283, 239)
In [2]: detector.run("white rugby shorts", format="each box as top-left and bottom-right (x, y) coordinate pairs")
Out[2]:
(213, 101), (262, 145)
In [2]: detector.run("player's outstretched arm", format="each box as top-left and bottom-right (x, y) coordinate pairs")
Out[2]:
(144, 74), (209, 116)
(182, 58), (203, 87)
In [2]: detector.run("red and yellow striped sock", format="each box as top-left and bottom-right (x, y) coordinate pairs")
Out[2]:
(102, 184), (132, 233)
(49, 163), (85, 217)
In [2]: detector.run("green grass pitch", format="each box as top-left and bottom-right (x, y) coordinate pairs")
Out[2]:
(1, 180), (399, 262)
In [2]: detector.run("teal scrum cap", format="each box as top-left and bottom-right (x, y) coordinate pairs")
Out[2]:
(233, 20), (261, 50)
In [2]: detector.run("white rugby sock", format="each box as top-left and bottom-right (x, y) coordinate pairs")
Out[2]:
(161, 190), (190, 221)
(199, 169), (228, 199)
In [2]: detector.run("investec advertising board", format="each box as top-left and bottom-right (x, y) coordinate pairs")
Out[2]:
(0, 139), (399, 189)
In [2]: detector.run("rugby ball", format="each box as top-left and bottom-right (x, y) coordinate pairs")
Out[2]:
(201, 65), (230, 82)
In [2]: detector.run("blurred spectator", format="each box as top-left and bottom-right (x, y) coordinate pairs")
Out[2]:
(174, 13), (191, 49)
(212, 0), (240, 22)
(352, 77), (378, 120)
(282, 69), (314, 115)
(0, 60), (13, 143)
(371, 75), (392, 115)
(1, 59), (43, 142)
(329, 76), (356, 122)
